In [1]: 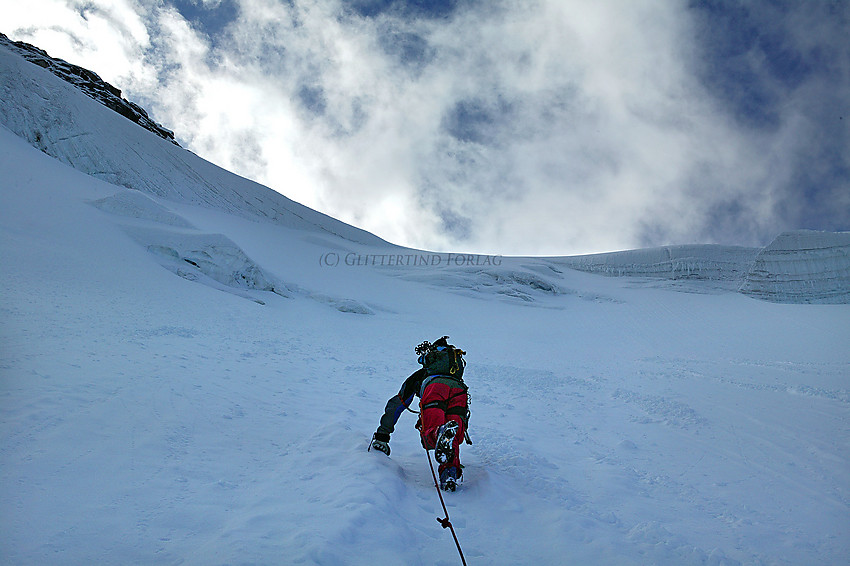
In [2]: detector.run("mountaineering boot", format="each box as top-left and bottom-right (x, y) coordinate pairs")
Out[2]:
(440, 467), (459, 492)
(434, 420), (459, 464)
(370, 433), (390, 456)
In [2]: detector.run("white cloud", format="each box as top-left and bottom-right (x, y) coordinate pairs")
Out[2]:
(3, 0), (154, 87)
(6, 0), (843, 255)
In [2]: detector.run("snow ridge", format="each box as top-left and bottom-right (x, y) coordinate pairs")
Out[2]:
(1, 36), (848, 305)
(0, 41), (385, 247)
(0, 33), (178, 145)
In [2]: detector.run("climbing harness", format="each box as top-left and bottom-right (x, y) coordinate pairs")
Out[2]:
(426, 449), (467, 566)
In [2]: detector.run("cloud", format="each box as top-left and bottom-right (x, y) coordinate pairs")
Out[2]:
(5, 0), (848, 255)
(688, 0), (850, 237)
(3, 0), (153, 86)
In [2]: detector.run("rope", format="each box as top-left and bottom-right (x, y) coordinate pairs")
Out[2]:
(426, 449), (467, 566)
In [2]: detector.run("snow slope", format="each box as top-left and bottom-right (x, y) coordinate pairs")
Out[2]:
(0, 42), (383, 247)
(2, 39), (850, 565)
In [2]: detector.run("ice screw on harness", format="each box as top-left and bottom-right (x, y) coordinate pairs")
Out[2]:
(426, 448), (467, 566)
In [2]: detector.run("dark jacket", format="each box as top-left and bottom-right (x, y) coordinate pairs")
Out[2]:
(375, 342), (471, 443)
(375, 368), (428, 440)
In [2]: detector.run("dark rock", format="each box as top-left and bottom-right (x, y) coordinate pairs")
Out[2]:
(0, 32), (179, 145)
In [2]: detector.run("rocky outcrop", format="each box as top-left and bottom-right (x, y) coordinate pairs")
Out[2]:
(0, 32), (178, 145)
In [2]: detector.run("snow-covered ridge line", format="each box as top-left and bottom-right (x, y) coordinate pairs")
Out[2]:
(1, 35), (847, 304)
(0, 40), (385, 247)
(0, 32), (178, 145)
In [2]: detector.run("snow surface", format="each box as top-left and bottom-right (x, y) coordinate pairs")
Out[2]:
(2, 41), (850, 565)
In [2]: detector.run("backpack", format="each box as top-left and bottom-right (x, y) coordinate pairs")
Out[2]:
(415, 336), (472, 445)
(416, 336), (466, 379)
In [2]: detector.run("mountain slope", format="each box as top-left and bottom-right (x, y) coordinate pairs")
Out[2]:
(0, 38), (384, 247)
(1, 36), (849, 565)
(3, 36), (849, 305)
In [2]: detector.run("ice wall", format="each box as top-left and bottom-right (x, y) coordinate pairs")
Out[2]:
(558, 245), (760, 286)
(556, 232), (850, 304)
(739, 230), (850, 304)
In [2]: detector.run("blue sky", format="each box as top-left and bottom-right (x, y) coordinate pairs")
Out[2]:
(4, 0), (848, 255)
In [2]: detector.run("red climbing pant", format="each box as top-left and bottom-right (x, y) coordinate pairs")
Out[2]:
(419, 379), (468, 473)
